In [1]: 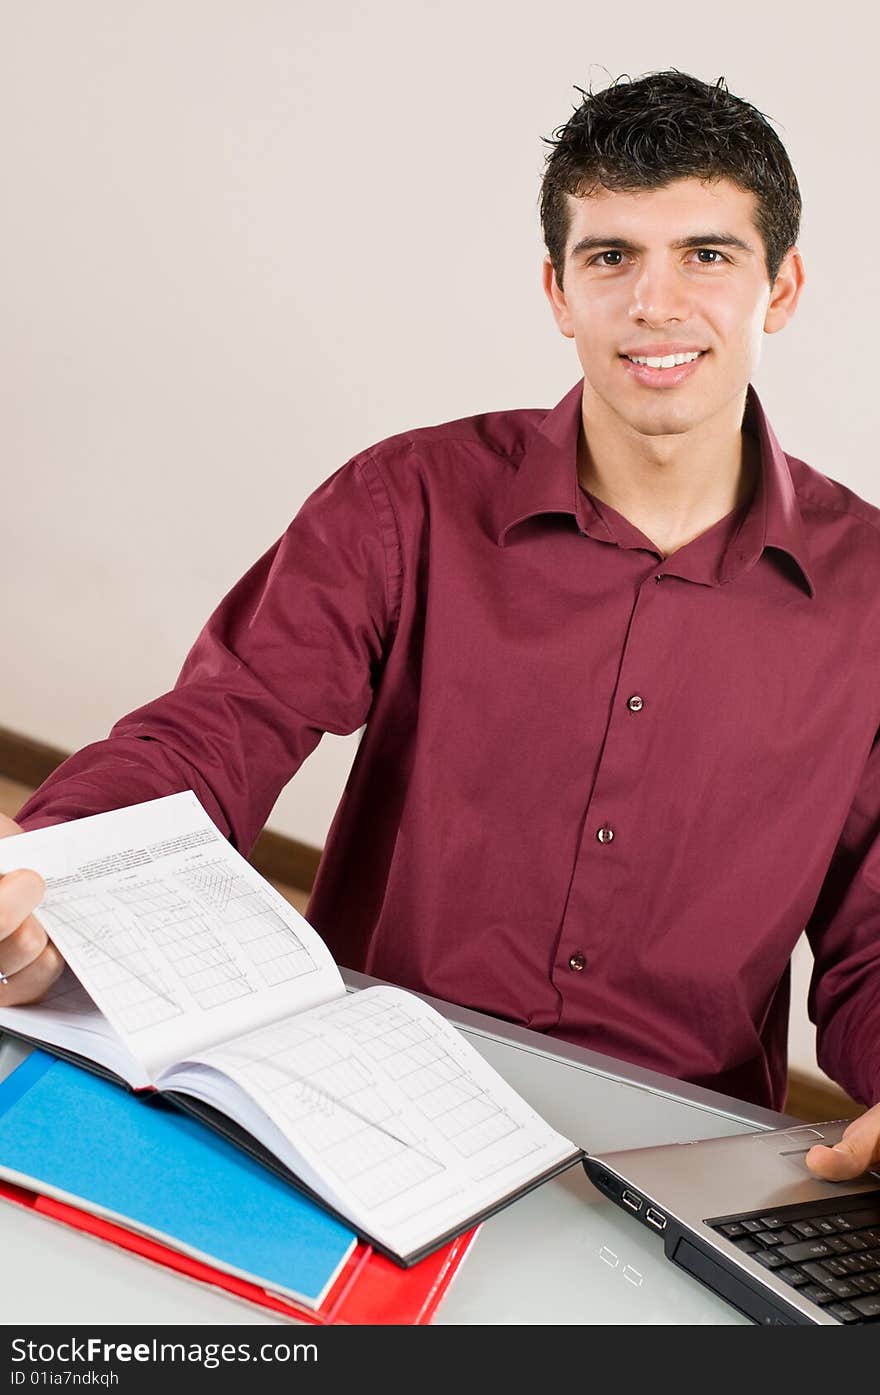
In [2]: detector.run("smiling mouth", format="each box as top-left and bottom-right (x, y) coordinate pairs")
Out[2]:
(620, 350), (708, 370)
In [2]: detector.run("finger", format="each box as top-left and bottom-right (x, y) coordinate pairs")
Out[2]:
(0, 913), (50, 978)
(0, 941), (64, 1007)
(0, 813), (23, 839)
(804, 1111), (880, 1180)
(0, 868), (46, 943)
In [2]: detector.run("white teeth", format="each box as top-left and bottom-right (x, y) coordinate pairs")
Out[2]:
(627, 351), (702, 368)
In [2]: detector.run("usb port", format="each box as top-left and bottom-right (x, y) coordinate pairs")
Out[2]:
(622, 1190), (642, 1212)
(645, 1207), (667, 1230)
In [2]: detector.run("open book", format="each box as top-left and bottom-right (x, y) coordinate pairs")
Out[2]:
(0, 793), (582, 1265)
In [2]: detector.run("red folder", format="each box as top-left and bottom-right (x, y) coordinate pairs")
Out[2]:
(0, 1179), (478, 1325)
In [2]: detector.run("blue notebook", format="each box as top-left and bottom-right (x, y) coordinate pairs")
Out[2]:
(0, 1051), (357, 1309)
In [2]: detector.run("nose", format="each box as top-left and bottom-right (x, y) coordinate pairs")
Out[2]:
(630, 255), (692, 327)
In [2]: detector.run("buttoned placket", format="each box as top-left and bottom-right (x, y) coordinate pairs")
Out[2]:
(549, 465), (773, 1014)
(553, 560), (673, 1005)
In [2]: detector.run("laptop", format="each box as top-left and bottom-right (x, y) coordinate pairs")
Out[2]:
(583, 1119), (880, 1325)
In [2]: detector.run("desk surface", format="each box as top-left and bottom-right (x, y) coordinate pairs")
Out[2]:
(0, 972), (797, 1326)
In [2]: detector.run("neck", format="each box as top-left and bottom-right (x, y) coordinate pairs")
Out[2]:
(577, 386), (759, 559)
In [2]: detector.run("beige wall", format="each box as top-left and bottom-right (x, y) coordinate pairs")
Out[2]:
(2, 1), (875, 1082)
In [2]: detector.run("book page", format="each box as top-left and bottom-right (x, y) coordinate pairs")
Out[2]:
(0, 793), (345, 1080)
(0, 969), (151, 1087)
(160, 985), (580, 1260)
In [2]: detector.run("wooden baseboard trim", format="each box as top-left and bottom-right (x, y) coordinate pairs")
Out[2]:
(785, 1067), (862, 1123)
(0, 723), (322, 892)
(0, 725), (69, 790)
(250, 827), (321, 894)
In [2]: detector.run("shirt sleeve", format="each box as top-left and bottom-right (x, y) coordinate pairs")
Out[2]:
(804, 728), (880, 1108)
(15, 452), (402, 855)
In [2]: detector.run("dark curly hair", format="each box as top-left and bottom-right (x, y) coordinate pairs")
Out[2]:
(540, 70), (801, 289)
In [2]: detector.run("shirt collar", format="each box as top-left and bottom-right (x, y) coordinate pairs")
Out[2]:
(496, 378), (816, 599)
(722, 385), (816, 598)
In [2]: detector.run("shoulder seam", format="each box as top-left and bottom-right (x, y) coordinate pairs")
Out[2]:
(355, 450), (405, 639)
(366, 432), (527, 468)
(795, 487), (880, 542)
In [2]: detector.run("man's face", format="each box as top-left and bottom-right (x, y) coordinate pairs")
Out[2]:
(544, 176), (801, 439)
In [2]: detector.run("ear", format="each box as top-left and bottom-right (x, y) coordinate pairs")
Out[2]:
(764, 246), (805, 335)
(543, 256), (575, 339)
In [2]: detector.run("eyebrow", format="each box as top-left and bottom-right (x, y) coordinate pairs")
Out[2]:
(569, 232), (756, 258)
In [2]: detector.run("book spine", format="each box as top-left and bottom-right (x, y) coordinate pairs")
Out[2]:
(0, 1049), (54, 1115)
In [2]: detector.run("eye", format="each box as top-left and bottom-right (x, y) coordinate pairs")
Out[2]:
(586, 247), (729, 268)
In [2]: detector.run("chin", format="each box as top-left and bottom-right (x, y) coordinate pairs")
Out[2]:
(586, 374), (705, 436)
(619, 401), (703, 438)
(629, 410), (699, 437)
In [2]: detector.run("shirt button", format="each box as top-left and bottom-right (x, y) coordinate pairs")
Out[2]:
(569, 952), (586, 972)
(654, 574), (665, 584)
(627, 695), (644, 712)
(597, 825), (614, 844)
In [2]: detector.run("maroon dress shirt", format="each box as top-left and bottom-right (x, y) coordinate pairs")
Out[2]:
(17, 379), (880, 1111)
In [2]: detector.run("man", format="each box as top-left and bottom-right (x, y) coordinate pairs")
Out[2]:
(1, 70), (878, 1181)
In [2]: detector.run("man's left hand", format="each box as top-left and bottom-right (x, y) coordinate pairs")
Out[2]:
(805, 1100), (880, 1180)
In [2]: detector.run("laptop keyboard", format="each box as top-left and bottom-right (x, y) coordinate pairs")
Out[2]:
(708, 1192), (880, 1323)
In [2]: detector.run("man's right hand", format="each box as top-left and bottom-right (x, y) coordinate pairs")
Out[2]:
(0, 813), (65, 1005)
